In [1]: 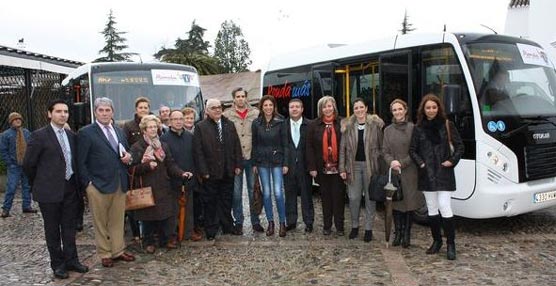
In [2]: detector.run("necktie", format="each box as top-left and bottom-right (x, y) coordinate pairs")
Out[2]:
(292, 121), (300, 148)
(104, 125), (118, 152)
(57, 129), (73, 180)
(217, 121), (223, 143)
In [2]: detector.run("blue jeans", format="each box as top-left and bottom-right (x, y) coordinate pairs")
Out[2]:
(3, 164), (32, 211)
(258, 166), (286, 223)
(232, 159), (260, 226)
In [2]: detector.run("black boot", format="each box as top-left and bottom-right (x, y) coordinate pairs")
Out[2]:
(443, 217), (456, 260)
(392, 211), (404, 246)
(426, 215), (443, 254)
(349, 228), (359, 240)
(402, 211), (413, 248)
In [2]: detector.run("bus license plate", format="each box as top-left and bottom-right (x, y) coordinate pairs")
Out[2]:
(534, 191), (556, 203)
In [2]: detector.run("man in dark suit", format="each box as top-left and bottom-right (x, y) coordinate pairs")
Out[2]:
(77, 97), (135, 268)
(193, 98), (242, 240)
(283, 99), (314, 233)
(23, 99), (89, 279)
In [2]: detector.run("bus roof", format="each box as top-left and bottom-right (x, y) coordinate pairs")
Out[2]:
(62, 62), (198, 86)
(266, 32), (537, 72)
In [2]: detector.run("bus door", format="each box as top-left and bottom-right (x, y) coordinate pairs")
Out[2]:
(379, 51), (412, 124)
(312, 63), (336, 118)
(335, 62), (379, 117)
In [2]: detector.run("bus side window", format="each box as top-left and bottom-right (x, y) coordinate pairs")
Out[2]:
(421, 45), (475, 158)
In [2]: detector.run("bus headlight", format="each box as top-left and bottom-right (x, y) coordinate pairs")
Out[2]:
(487, 151), (509, 173)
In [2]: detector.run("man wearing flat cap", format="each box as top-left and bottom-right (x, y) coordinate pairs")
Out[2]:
(0, 112), (36, 218)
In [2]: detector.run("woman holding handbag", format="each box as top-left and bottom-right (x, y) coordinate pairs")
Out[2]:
(339, 98), (384, 242)
(409, 94), (464, 260)
(130, 115), (192, 254)
(383, 99), (424, 248)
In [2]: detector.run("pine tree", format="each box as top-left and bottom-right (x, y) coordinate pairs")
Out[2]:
(214, 20), (252, 73)
(400, 10), (416, 35)
(154, 20), (220, 75)
(95, 10), (131, 62)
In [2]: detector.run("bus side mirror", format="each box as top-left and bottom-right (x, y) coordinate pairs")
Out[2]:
(72, 102), (87, 129)
(443, 84), (461, 115)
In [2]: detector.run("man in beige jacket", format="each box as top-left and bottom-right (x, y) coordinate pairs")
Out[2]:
(223, 87), (263, 233)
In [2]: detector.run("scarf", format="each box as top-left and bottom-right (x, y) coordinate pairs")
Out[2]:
(322, 116), (338, 164)
(142, 134), (166, 163)
(421, 117), (443, 145)
(236, 108), (249, 120)
(15, 127), (26, 165)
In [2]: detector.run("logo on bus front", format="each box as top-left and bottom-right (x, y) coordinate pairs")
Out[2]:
(266, 80), (311, 99)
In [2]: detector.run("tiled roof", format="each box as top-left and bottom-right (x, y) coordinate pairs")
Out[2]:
(200, 70), (261, 105)
(509, 0), (529, 8)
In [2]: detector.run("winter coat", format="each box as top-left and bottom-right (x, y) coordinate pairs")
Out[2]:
(252, 115), (288, 168)
(306, 116), (342, 184)
(383, 121), (424, 211)
(130, 138), (184, 221)
(339, 114), (384, 184)
(409, 118), (464, 192)
(0, 127), (31, 166)
(193, 116), (242, 180)
(123, 114), (142, 147)
(223, 103), (259, 160)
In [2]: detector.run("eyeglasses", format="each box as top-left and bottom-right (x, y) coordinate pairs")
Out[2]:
(209, 106), (222, 111)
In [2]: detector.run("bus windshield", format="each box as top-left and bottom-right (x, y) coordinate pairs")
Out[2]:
(463, 42), (556, 133)
(91, 68), (202, 125)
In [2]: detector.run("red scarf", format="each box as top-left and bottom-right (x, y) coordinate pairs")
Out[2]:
(236, 108), (249, 120)
(322, 116), (338, 164)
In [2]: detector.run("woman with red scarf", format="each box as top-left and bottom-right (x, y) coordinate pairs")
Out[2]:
(306, 96), (345, 236)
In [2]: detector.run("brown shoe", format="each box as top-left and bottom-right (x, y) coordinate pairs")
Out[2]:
(279, 223), (287, 237)
(114, 252), (136, 261)
(145, 245), (156, 254)
(191, 230), (203, 241)
(266, 221), (275, 236)
(166, 239), (177, 249)
(101, 258), (114, 268)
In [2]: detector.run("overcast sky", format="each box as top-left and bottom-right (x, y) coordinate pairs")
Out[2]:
(1, 0), (510, 70)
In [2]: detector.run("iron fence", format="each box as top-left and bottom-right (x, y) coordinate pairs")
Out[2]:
(0, 66), (65, 131)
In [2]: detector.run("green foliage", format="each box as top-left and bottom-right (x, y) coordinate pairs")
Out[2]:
(400, 10), (416, 35)
(154, 20), (220, 75)
(95, 9), (132, 62)
(214, 20), (252, 73)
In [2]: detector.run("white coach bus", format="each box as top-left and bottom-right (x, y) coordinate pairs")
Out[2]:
(263, 32), (556, 219)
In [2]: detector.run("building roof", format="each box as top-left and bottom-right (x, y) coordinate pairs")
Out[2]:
(509, 0), (529, 8)
(200, 70), (261, 105)
(0, 44), (83, 74)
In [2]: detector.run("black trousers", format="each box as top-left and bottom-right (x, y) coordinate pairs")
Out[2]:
(284, 162), (314, 227)
(38, 177), (79, 270)
(202, 176), (234, 237)
(319, 174), (345, 231)
(142, 217), (172, 246)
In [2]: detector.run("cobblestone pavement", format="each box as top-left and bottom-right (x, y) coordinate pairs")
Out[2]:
(2, 191), (556, 285)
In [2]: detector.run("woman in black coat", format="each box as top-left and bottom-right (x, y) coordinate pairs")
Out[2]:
(409, 94), (464, 260)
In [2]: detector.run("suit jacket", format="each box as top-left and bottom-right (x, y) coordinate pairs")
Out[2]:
(283, 117), (310, 172)
(23, 125), (78, 203)
(77, 122), (129, 194)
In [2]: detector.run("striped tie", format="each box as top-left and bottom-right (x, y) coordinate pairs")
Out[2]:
(57, 129), (73, 180)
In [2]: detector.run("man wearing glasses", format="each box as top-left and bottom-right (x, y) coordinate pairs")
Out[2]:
(193, 99), (242, 240)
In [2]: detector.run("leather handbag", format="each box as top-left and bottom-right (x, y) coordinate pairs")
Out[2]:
(368, 167), (404, 202)
(253, 173), (263, 215)
(125, 167), (155, 211)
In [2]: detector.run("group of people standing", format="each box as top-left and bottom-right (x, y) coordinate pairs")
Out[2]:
(0, 89), (464, 279)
